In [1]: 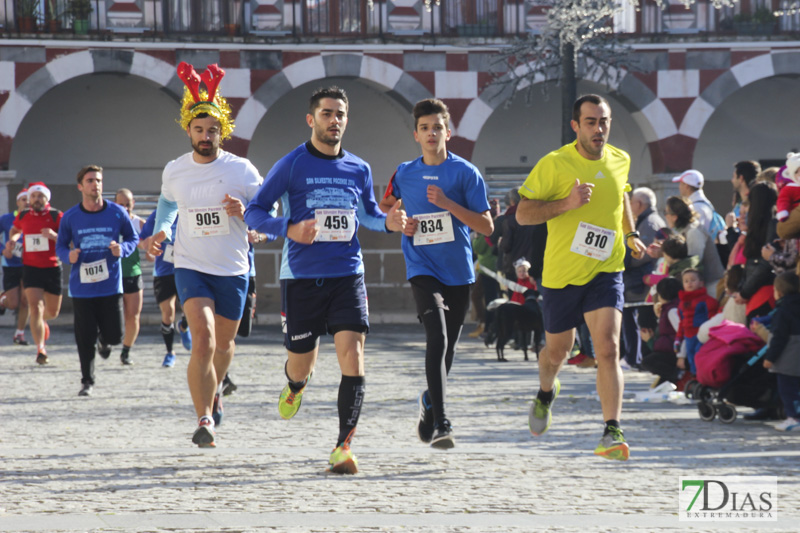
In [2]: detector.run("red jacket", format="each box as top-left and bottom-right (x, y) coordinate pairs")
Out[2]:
(676, 287), (719, 340)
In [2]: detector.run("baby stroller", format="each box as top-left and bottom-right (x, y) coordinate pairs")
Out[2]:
(686, 322), (780, 423)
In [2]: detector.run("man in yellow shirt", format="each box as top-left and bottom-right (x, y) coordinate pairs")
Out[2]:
(516, 94), (646, 461)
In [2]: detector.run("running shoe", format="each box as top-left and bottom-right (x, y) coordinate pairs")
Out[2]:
(529, 377), (560, 436)
(178, 317), (192, 351)
(36, 350), (48, 365)
(567, 353), (589, 365)
(430, 419), (455, 449)
(594, 426), (630, 461)
(222, 373), (238, 396)
(120, 353), (133, 366)
(212, 392), (224, 426)
(162, 353), (176, 368)
(13, 333), (28, 345)
(774, 417), (800, 431)
(43, 321), (50, 341)
(416, 390), (434, 443)
(97, 339), (111, 360)
(78, 384), (93, 397)
(192, 418), (216, 448)
(278, 378), (308, 420)
(329, 445), (358, 474)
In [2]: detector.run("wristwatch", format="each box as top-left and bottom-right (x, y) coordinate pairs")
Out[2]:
(625, 231), (641, 240)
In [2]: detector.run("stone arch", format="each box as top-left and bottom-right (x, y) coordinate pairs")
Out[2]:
(232, 53), (433, 143)
(459, 66), (666, 148)
(0, 50), (179, 140)
(680, 50), (800, 140)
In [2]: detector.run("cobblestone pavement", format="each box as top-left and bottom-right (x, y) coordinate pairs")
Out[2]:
(0, 322), (798, 532)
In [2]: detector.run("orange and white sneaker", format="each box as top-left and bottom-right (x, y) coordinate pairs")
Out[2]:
(329, 444), (358, 474)
(594, 426), (630, 461)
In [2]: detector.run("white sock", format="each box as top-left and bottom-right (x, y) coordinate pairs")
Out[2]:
(15, 329), (24, 336)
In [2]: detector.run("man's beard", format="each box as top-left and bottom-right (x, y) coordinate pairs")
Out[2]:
(313, 124), (341, 147)
(32, 201), (46, 212)
(192, 140), (216, 156)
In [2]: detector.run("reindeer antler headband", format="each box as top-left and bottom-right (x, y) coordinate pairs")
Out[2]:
(177, 62), (234, 140)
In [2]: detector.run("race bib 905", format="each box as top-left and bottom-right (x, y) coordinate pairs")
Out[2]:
(188, 206), (229, 238)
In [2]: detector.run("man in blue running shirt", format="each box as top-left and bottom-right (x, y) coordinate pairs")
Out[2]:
(380, 98), (493, 449)
(245, 86), (406, 474)
(56, 165), (139, 397)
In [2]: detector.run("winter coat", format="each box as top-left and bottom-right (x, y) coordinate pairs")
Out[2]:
(653, 299), (679, 354)
(677, 287), (719, 340)
(764, 293), (800, 377)
(624, 207), (665, 302)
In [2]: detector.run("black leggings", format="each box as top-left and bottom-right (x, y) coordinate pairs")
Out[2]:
(73, 294), (123, 385)
(410, 276), (470, 427)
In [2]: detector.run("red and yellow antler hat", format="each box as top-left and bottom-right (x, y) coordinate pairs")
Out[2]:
(177, 62), (234, 140)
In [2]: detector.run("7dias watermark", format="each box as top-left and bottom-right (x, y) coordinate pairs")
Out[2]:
(679, 476), (778, 521)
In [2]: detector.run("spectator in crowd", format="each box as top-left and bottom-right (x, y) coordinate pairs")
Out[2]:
(672, 170), (714, 235)
(757, 166), (780, 185)
(758, 271), (800, 431)
(730, 181), (778, 324)
(661, 235), (699, 279)
(664, 196), (725, 296)
(620, 187), (665, 367)
(500, 188), (546, 286)
(731, 160), (761, 218)
(640, 277), (682, 388)
(674, 268), (719, 376)
(470, 202), (500, 338)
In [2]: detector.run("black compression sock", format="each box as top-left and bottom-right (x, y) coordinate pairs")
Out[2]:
(337, 375), (365, 447)
(537, 388), (555, 405)
(604, 419), (620, 435)
(121, 345), (130, 357)
(285, 362), (308, 393)
(161, 322), (175, 353)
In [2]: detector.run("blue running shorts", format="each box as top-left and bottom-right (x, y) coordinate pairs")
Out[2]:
(174, 268), (248, 321)
(281, 273), (369, 353)
(540, 271), (624, 334)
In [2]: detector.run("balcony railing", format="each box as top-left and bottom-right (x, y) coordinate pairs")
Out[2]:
(1, 0), (798, 39)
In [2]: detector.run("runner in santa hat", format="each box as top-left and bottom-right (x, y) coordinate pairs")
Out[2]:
(6, 181), (63, 365)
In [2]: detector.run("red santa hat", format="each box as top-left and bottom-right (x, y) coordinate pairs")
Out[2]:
(27, 182), (51, 202)
(16, 188), (28, 201)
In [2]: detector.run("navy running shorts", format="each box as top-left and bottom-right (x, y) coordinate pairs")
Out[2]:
(153, 275), (177, 304)
(281, 273), (369, 353)
(174, 268), (247, 321)
(540, 271), (624, 334)
(122, 275), (143, 294)
(2, 266), (23, 291)
(22, 265), (62, 296)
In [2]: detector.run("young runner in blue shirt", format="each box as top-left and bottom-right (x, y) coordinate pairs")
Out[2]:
(55, 165), (139, 396)
(245, 86), (406, 474)
(140, 211), (189, 368)
(381, 98), (493, 448)
(0, 189), (31, 345)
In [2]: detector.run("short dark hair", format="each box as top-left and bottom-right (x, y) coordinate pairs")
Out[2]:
(682, 268), (704, 282)
(572, 94), (610, 122)
(656, 277), (681, 302)
(775, 271), (800, 297)
(413, 98), (450, 129)
(661, 235), (688, 260)
(77, 165), (103, 184)
(309, 86), (348, 114)
(725, 264), (744, 292)
(735, 160), (761, 188)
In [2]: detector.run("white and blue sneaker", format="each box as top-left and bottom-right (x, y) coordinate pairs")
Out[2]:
(178, 317), (192, 352)
(162, 353), (176, 368)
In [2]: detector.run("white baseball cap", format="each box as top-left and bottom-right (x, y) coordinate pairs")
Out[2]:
(671, 169), (704, 188)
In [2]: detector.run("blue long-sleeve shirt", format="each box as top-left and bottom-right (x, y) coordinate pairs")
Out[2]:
(244, 142), (388, 279)
(56, 201), (139, 298)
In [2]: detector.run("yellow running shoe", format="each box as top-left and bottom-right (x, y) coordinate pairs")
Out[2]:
(329, 445), (358, 474)
(278, 381), (307, 420)
(528, 377), (560, 436)
(594, 426), (630, 461)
